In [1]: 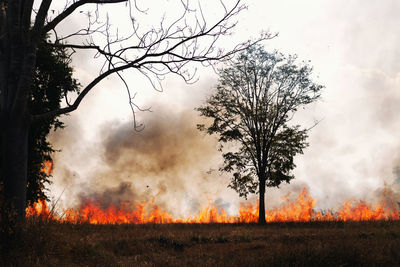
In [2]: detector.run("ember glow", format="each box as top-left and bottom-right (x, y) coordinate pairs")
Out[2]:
(26, 187), (400, 223)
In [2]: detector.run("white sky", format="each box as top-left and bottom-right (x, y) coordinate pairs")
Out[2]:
(48, 0), (400, 215)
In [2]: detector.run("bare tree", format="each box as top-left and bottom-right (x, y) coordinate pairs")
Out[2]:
(0, 0), (271, 222)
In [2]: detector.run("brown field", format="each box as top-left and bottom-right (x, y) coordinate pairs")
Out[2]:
(2, 220), (400, 266)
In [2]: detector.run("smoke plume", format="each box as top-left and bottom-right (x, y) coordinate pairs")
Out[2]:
(49, 107), (241, 216)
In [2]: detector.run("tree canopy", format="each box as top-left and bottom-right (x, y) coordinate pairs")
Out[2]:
(26, 39), (80, 205)
(0, 39), (80, 206)
(197, 45), (323, 223)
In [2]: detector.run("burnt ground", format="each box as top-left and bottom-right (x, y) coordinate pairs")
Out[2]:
(2, 220), (400, 266)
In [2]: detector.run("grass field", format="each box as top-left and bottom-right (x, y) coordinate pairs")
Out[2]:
(2, 219), (400, 266)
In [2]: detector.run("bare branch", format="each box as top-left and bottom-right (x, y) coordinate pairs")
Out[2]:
(32, 0), (52, 41)
(34, 0), (273, 124)
(115, 71), (147, 131)
(43, 0), (127, 33)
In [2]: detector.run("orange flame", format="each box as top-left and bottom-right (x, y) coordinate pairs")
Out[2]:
(26, 199), (55, 220)
(40, 160), (54, 176)
(26, 187), (400, 223)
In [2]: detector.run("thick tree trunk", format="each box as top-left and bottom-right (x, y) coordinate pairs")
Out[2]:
(1, 113), (30, 220)
(0, 112), (30, 253)
(258, 177), (266, 224)
(0, 4), (38, 221)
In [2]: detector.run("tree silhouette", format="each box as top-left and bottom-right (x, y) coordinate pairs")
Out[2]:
(197, 46), (323, 223)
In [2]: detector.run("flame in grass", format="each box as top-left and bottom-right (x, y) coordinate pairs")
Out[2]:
(62, 200), (176, 224)
(61, 200), (231, 224)
(26, 187), (400, 224)
(26, 160), (54, 220)
(264, 188), (399, 222)
(26, 199), (55, 220)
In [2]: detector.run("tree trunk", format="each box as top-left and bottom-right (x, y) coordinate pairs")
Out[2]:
(0, 112), (30, 253)
(258, 177), (266, 224)
(1, 113), (30, 220)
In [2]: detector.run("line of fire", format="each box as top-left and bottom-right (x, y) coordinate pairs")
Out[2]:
(28, 161), (400, 224)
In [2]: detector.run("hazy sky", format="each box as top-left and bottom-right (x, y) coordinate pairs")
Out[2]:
(48, 0), (400, 215)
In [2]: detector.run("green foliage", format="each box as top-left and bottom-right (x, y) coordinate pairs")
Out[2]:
(0, 39), (80, 205)
(197, 45), (323, 198)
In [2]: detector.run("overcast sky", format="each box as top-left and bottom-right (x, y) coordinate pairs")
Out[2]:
(48, 0), (400, 216)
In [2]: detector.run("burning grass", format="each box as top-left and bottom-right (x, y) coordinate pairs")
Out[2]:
(3, 187), (398, 266)
(2, 219), (400, 266)
(26, 187), (400, 224)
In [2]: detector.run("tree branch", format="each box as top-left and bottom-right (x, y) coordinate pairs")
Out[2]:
(31, 0), (52, 41)
(22, 0), (35, 32)
(43, 0), (127, 33)
(33, 0), (272, 124)
(31, 61), (135, 123)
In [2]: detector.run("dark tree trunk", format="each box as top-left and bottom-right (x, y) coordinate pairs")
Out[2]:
(0, 5), (38, 221)
(258, 177), (266, 224)
(0, 111), (30, 253)
(1, 113), (30, 220)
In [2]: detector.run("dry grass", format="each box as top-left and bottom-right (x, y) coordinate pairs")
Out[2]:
(2, 219), (400, 266)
